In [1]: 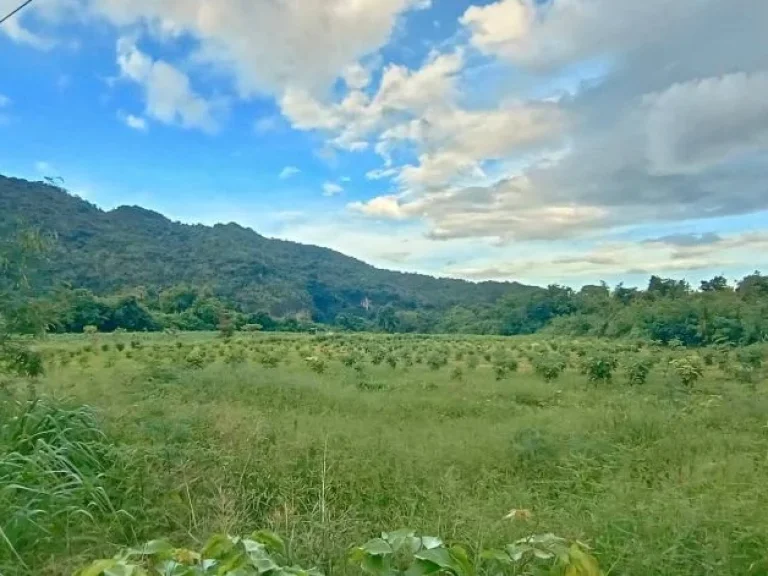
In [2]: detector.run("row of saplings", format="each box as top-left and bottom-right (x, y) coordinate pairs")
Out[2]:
(47, 335), (765, 389)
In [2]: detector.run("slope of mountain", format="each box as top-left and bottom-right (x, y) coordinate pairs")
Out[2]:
(0, 175), (536, 321)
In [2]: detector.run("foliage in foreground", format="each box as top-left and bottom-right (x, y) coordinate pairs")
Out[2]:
(0, 395), (132, 571)
(79, 529), (601, 576)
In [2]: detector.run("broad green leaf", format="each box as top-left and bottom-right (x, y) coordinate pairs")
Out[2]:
(404, 559), (442, 576)
(415, 547), (455, 571)
(479, 549), (510, 564)
(202, 534), (236, 559)
(563, 544), (602, 576)
(360, 551), (392, 576)
(252, 530), (287, 556)
(361, 538), (393, 556)
(420, 537), (443, 550)
(383, 529), (415, 541)
(448, 546), (473, 576)
(384, 529), (419, 554)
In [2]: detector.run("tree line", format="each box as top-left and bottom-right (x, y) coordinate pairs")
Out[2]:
(10, 272), (768, 347)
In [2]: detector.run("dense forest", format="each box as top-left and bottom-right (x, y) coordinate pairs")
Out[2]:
(2, 174), (767, 345)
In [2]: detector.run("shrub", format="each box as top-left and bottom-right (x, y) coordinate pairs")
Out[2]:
(305, 356), (326, 374)
(185, 347), (206, 369)
(670, 356), (704, 388)
(626, 357), (653, 386)
(582, 354), (618, 384)
(260, 354), (279, 369)
(533, 354), (566, 382)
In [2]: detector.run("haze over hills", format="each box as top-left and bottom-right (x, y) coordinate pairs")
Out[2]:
(0, 174), (538, 322)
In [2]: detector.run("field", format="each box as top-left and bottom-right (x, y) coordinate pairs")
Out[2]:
(2, 332), (768, 575)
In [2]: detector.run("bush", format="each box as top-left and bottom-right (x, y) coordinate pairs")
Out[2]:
(185, 346), (206, 369)
(670, 356), (704, 388)
(582, 354), (618, 384)
(533, 354), (566, 382)
(626, 356), (653, 385)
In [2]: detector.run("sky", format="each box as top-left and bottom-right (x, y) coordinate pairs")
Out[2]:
(1, 0), (767, 289)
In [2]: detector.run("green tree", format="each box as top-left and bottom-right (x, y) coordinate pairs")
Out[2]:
(0, 229), (49, 376)
(376, 304), (399, 333)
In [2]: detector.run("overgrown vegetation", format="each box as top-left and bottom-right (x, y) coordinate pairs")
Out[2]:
(2, 331), (768, 574)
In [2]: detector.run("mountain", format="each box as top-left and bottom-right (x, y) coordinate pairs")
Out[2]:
(0, 175), (537, 322)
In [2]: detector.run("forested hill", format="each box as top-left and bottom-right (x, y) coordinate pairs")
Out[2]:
(0, 175), (536, 324)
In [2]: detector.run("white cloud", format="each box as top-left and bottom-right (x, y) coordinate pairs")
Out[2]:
(116, 37), (218, 132)
(460, 0), (534, 58)
(448, 230), (768, 281)
(645, 71), (768, 175)
(0, 0), (56, 49)
(0, 94), (10, 107)
(279, 166), (300, 180)
(81, 0), (430, 96)
(322, 182), (344, 196)
(375, 50), (463, 113)
(280, 87), (343, 131)
(119, 112), (148, 131)
(459, 0), (695, 71)
(279, 49), (466, 150)
(349, 195), (411, 219)
(366, 167), (398, 180)
(342, 62), (371, 91)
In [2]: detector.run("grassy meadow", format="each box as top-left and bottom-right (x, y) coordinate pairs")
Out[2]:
(2, 332), (768, 575)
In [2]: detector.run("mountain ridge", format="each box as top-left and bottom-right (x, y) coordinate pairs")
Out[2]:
(0, 174), (537, 322)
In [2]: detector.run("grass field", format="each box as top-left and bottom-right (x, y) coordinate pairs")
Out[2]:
(2, 332), (768, 575)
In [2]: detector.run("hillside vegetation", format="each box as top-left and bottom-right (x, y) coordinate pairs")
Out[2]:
(0, 175), (528, 321)
(2, 174), (768, 345)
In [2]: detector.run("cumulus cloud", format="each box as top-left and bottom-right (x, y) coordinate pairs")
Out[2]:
(322, 182), (343, 197)
(460, 0), (699, 71)
(448, 230), (768, 281)
(116, 37), (219, 132)
(279, 49), (466, 148)
(349, 195), (414, 219)
(381, 0), (768, 242)
(84, 0), (429, 96)
(279, 166), (300, 180)
(119, 112), (148, 131)
(0, 0), (56, 48)
(645, 71), (768, 175)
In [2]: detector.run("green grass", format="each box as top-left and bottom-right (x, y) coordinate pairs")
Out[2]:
(2, 332), (768, 574)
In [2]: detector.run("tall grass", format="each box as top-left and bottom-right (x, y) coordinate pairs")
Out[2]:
(0, 392), (130, 572)
(7, 333), (768, 574)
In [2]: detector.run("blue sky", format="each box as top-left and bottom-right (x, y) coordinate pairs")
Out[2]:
(1, 0), (767, 288)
